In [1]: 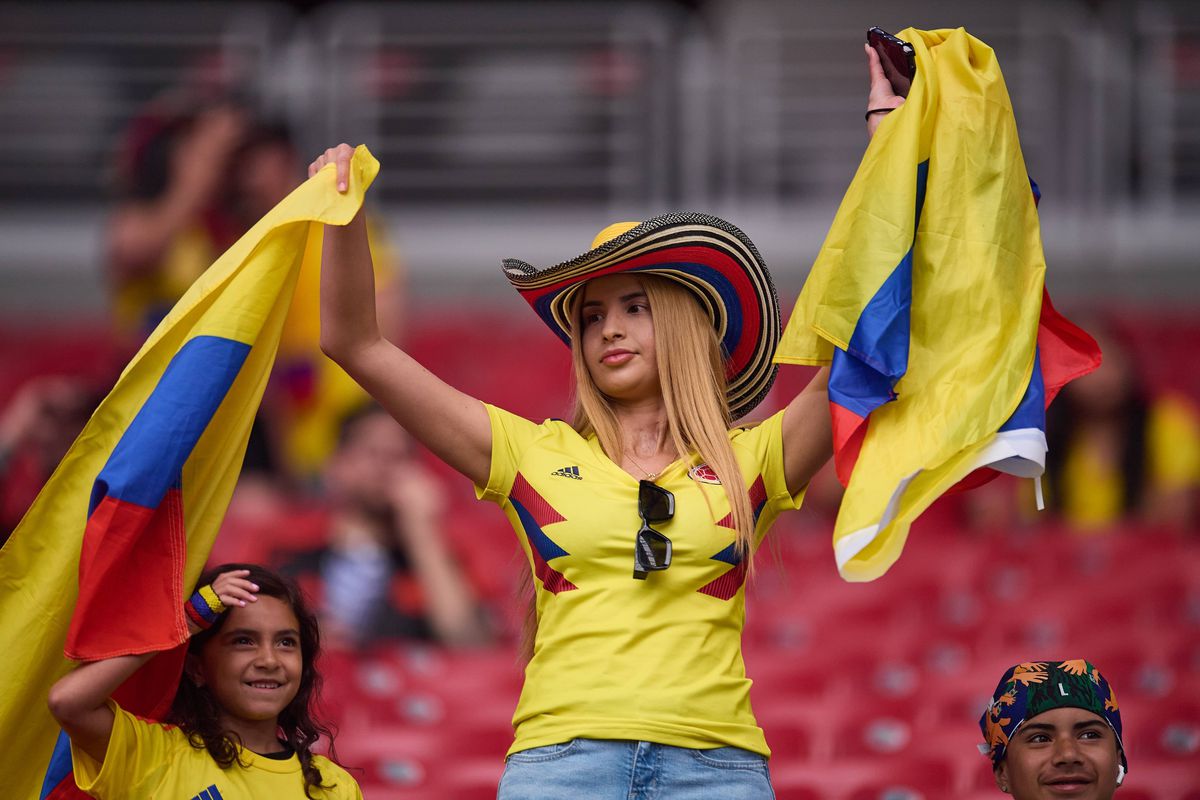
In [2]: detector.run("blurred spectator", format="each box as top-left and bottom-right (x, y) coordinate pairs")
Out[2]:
(107, 101), (248, 340)
(0, 377), (93, 541)
(290, 405), (491, 649)
(107, 99), (406, 483)
(1045, 321), (1200, 532)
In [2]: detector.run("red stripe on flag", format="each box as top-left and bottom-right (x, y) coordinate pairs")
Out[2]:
(43, 777), (84, 800)
(831, 403), (868, 488)
(1036, 289), (1102, 403)
(111, 642), (188, 720)
(65, 488), (187, 660)
(948, 290), (1101, 495)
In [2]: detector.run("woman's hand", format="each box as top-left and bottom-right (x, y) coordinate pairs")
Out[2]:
(864, 44), (906, 138)
(308, 143), (357, 193)
(316, 142), (493, 488)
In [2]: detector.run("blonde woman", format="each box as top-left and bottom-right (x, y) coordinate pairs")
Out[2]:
(312, 45), (896, 800)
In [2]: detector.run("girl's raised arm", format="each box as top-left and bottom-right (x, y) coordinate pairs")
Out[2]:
(313, 144), (492, 488)
(47, 652), (156, 765)
(47, 570), (259, 765)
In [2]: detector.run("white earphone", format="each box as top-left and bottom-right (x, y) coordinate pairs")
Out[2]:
(1116, 764), (1125, 786)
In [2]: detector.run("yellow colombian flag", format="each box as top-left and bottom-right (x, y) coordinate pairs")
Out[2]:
(776, 29), (1099, 581)
(0, 147), (379, 799)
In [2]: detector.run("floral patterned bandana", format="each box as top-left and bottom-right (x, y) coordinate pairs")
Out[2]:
(978, 660), (1126, 771)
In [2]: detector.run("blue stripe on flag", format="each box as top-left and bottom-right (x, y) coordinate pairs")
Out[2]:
(828, 160), (929, 417)
(828, 347), (897, 419)
(88, 336), (251, 513)
(999, 347), (1046, 432)
(38, 730), (72, 800)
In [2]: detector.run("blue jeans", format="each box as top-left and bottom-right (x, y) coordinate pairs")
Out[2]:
(496, 739), (775, 800)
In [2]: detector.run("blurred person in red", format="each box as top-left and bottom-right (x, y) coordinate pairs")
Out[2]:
(1044, 320), (1200, 533)
(304, 405), (492, 649)
(0, 377), (93, 542)
(959, 318), (1200, 534)
(107, 102), (248, 340)
(108, 101), (406, 483)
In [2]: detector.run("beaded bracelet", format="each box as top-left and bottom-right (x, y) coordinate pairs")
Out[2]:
(865, 108), (895, 120)
(184, 584), (227, 630)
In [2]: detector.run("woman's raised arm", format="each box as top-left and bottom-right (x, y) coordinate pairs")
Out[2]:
(779, 47), (904, 494)
(314, 144), (492, 487)
(780, 368), (832, 497)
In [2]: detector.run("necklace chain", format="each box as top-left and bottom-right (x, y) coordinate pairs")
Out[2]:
(625, 451), (662, 480)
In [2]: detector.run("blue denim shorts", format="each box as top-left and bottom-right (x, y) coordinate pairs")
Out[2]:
(497, 738), (775, 800)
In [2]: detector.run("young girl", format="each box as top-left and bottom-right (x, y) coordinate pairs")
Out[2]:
(48, 564), (361, 800)
(309, 47), (897, 800)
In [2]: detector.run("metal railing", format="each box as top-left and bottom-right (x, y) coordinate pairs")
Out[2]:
(0, 2), (290, 203)
(310, 2), (679, 209)
(0, 0), (1197, 313)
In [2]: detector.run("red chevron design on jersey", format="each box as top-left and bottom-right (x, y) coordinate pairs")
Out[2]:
(510, 473), (576, 593)
(697, 558), (748, 601)
(532, 551), (577, 594)
(714, 475), (768, 529)
(700, 475), (767, 600)
(512, 473), (567, 527)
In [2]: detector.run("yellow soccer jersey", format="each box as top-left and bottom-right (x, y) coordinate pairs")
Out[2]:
(71, 701), (362, 800)
(477, 404), (804, 757)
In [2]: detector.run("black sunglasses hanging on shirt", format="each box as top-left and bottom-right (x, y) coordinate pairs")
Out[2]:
(633, 480), (674, 580)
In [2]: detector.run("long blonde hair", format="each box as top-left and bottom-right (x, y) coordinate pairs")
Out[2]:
(570, 274), (757, 553)
(519, 274), (759, 661)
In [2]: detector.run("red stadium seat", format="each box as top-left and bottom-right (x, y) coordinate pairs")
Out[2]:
(337, 724), (504, 797)
(834, 756), (958, 797)
(832, 710), (917, 759)
(1109, 790), (1162, 800)
(770, 783), (826, 800)
(1123, 701), (1200, 763)
(1121, 761), (1200, 799)
(846, 785), (926, 800)
(765, 720), (815, 761)
(744, 654), (840, 700)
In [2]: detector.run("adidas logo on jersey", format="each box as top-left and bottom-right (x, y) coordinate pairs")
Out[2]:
(551, 465), (582, 480)
(189, 785), (224, 800)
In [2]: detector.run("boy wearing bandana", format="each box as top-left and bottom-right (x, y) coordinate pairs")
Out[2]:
(980, 660), (1127, 799)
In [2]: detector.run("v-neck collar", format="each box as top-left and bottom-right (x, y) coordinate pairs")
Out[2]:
(582, 432), (693, 486)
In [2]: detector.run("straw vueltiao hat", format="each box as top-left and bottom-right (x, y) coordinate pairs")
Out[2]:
(501, 212), (780, 419)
